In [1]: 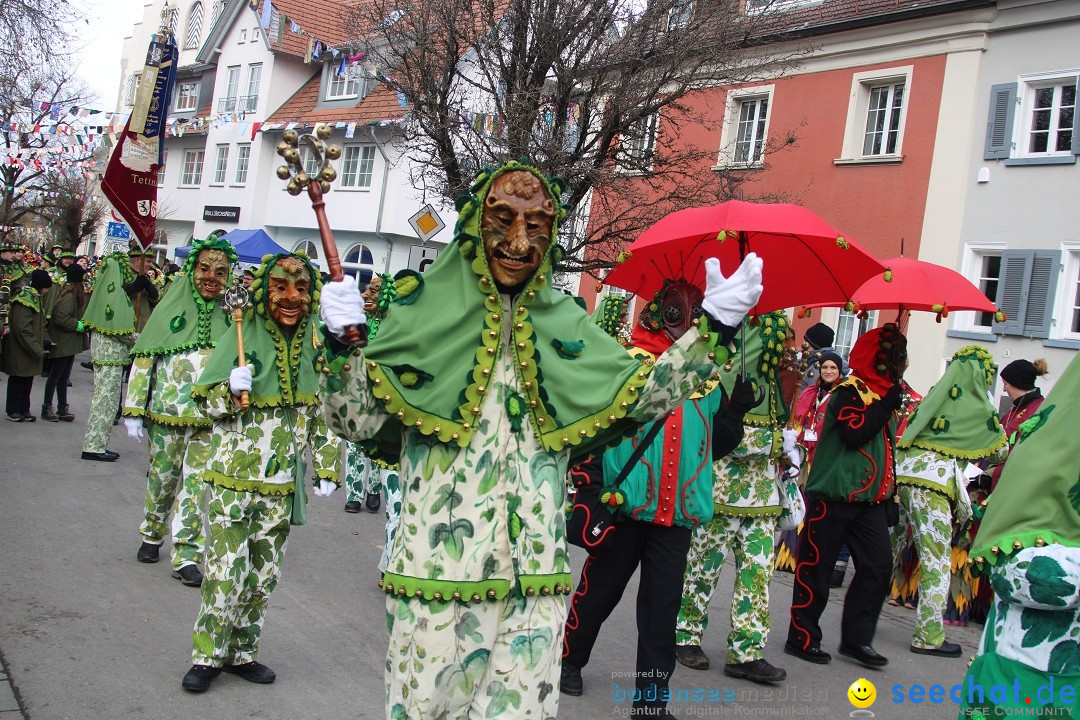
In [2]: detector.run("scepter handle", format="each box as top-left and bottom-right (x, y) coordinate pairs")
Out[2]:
(234, 307), (250, 410)
(306, 181), (366, 346)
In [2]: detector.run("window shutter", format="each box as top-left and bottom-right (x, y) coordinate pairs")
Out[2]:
(992, 250), (1031, 335)
(1022, 250), (1061, 338)
(984, 83), (1017, 160)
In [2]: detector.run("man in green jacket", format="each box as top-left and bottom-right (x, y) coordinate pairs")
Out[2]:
(4, 269), (52, 421)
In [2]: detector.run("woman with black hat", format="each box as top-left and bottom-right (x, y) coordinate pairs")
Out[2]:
(3, 269), (52, 421)
(988, 358), (1049, 489)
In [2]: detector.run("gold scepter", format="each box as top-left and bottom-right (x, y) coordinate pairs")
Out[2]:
(275, 124), (367, 346)
(223, 276), (251, 410)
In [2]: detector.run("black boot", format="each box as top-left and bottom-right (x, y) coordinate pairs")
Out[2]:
(41, 404), (59, 422)
(57, 405), (75, 422)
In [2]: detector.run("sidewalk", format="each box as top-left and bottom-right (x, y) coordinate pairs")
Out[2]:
(0, 354), (984, 719)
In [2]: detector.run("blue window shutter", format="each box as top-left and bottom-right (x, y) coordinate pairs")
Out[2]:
(985, 83), (1017, 160)
(1072, 78), (1080, 155)
(993, 250), (1031, 335)
(1022, 250), (1061, 338)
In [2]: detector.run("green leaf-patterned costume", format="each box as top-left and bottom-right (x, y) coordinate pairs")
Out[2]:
(957, 351), (1080, 719)
(187, 253), (340, 669)
(123, 237), (237, 570)
(320, 162), (731, 719)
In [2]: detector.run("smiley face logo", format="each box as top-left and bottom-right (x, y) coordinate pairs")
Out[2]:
(848, 678), (876, 709)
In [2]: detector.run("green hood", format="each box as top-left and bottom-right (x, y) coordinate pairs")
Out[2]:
(898, 344), (1007, 460)
(356, 161), (649, 464)
(192, 252), (323, 408)
(82, 252), (136, 336)
(970, 351), (1080, 573)
(131, 237), (238, 358)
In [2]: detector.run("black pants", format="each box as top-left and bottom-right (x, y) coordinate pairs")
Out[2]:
(43, 355), (75, 408)
(787, 498), (890, 651)
(563, 520), (692, 695)
(5, 375), (34, 416)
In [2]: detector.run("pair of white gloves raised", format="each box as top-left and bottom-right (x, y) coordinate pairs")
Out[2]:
(124, 367), (337, 498)
(316, 254), (766, 339)
(781, 428), (804, 477)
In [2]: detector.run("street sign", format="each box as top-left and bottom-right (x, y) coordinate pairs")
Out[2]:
(106, 221), (131, 240)
(408, 245), (440, 273)
(408, 204), (445, 243)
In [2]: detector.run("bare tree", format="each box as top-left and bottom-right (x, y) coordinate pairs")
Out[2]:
(0, 0), (79, 87)
(0, 64), (95, 244)
(38, 174), (107, 252)
(345, 0), (811, 274)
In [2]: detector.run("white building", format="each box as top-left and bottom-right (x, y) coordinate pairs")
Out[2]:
(115, 0), (453, 282)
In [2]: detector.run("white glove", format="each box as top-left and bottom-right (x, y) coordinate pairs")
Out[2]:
(786, 448), (803, 469)
(702, 254), (764, 327)
(314, 479), (337, 497)
(229, 366), (253, 395)
(319, 280), (367, 338)
(124, 417), (144, 439)
(782, 428), (798, 455)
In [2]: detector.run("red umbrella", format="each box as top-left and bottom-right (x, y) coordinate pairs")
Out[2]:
(602, 200), (885, 314)
(800, 256), (1004, 323)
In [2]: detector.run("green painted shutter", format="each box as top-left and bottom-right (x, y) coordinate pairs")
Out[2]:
(984, 83), (1017, 160)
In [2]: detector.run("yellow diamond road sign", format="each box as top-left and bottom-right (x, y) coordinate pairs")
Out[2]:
(409, 204), (445, 243)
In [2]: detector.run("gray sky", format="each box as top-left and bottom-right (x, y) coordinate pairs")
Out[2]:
(75, 0), (145, 112)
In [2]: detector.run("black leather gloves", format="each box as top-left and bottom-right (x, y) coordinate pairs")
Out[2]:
(727, 374), (764, 417)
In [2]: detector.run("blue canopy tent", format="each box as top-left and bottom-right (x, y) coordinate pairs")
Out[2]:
(174, 229), (289, 264)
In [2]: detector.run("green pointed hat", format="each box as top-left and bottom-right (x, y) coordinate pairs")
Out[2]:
(355, 160), (650, 464)
(969, 351), (1080, 574)
(131, 237), (238, 358)
(717, 310), (791, 427)
(81, 252), (136, 336)
(898, 344), (1007, 460)
(192, 251), (323, 408)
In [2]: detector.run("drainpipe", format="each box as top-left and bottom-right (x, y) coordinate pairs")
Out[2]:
(368, 125), (394, 275)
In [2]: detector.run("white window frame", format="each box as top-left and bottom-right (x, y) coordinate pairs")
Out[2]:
(836, 66), (913, 164)
(239, 28), (248, 43)
(618, 112), (659, 173)
(340, 145), (376, 188)
(1016, 71), (1079, 160)
(324, 63), (363, 100)
(180, 149), (204, 187)
(157, 151), (167, 187)
(714, 85), (774, 169)
(211, 144), (229, 185)
(954, 242), (1006, 334)
(184, 1), (204, 50)
(220, 66), (240, 113)
(234, 144), (251, 185)
(241, 64), (261, 113)
(834, 310), (877, 361)
(124, 73), (142, 106)
(175, 81), (199, 111)
(1053, 242), (1080, 341)
(667, 0), (693, 31)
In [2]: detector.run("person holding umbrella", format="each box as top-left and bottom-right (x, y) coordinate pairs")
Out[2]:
(785, 323), (907, 669)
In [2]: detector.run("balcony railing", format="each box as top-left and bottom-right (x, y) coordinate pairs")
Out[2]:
(217, 96), (237, 113)
(239, 95), (258, 113)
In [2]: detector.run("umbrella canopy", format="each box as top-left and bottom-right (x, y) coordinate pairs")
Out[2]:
(175, 229), (288, 264)
(602, 200), (885, 314)
(801, 256), (1002, 321)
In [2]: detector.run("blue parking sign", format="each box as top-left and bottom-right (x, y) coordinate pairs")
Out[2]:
(106, 221), (131, 240)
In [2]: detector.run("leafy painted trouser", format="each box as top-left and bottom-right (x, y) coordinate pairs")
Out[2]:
(379, 469), (400, 573)
(385, 594), (565, 719)
(676, 513), (775, 663)
(83, 363), (124, 453)
(898, 484), (952, 649)
(192, 485), (291, 667)
(139, 422), (205, 569)
(344, 442), (382, 501)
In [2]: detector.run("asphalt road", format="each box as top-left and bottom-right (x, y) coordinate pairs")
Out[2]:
(0, 354), (984, 719)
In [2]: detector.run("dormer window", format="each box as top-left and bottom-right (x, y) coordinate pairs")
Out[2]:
(324, 62), (366, 101)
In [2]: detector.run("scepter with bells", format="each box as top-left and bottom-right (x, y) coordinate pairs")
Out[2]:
(276, 123), (368, 345)
(222, 275), (251, 410)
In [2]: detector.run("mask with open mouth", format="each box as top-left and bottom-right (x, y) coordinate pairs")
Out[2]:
(193, 249), (229, 301)
(267, 257), (312, 328)
(361, 276), (383, 312)
(636, 279), (704, 349)
(481, 169), (556, 293)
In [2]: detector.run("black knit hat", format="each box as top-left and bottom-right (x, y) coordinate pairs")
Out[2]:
(66, 265), (87, 284)
(1001, 359), (1038, 391)
(29, 269), (53, 290)
(818, 350), (845, 374)
(805, 322), (834, 349)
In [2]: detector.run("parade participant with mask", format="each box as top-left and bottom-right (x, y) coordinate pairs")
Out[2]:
(317, 160), (763, 719)
(180, 252), (341, 693)
(123, 237), (237, 586)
